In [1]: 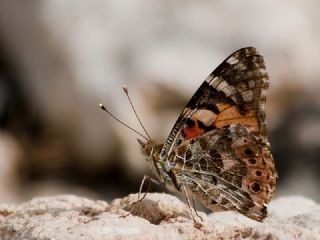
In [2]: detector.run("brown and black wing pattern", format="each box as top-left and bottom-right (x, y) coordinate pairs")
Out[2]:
(172, 124), (276, 221)
(160, 47), (270, 160)
(160, 47), (276, 221)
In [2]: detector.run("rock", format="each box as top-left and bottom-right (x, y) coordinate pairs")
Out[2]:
(0, 193), (319, 239)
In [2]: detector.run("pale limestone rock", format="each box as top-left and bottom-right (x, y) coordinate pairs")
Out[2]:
(0, 194), (319, 239)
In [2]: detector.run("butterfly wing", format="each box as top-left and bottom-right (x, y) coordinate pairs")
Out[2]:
(160, 47), (269, 159)
(161, 47), (276, 221)
(173, 125), (276, 221)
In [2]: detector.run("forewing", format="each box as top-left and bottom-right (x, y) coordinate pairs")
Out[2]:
(160, 47), (269, 160)
(173, 125), (276, 221)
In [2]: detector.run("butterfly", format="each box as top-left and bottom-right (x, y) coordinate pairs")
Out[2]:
(136, 47), (277, 222)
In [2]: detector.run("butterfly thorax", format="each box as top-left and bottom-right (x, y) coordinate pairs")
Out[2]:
(138, 139), (179, 192)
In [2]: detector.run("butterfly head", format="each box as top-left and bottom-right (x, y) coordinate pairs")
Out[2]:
(137, 138), (163, 162)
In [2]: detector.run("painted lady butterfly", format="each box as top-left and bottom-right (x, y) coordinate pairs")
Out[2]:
(137, 47), (277, 222)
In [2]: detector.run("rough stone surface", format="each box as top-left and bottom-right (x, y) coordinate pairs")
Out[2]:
(0, 193), (319, 240)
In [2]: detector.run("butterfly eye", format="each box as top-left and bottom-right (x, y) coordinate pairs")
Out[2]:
(144, 145), (152, 157)
(255, 170), (262, 176)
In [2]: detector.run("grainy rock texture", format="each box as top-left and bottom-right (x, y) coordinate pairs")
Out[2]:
(0, 193), (319, 240)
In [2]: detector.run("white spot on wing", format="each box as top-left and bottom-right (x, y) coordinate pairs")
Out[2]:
(242, 90), (253, 102)
(258, 68), (268, 75)
(227, 56), (239, 65)
(216, 80), (229, 90)
(261, 88), (268, 98)
(194, 109), (217, 125)
(205, 75), (214, 84)
(216, 80), (236, 96)
(235, 63), (247, 70)
(248, 80), (255, 88)
(207, 76), (220, 85)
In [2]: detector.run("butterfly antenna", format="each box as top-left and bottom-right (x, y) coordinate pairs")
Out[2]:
(98, 103), (149, 141)
(122, 85), (151, 140)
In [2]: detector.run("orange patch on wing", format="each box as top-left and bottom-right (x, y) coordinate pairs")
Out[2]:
(183, 110), (217, 140)
(215, 104), (259, 131)
(183, 116), (204, 140)
(216, 103), (231, 112)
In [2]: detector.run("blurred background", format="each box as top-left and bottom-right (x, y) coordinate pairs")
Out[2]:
(0, 0), (319, 204)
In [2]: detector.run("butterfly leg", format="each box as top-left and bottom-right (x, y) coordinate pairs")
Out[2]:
(191, 194), (204, 222)
(182, 185), (203, 228)
(136, 174), (160, 203)
(121, 175), (159, 218)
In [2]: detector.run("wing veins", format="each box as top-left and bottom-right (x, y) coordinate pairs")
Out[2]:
(190, 174), (261, 210)
(186, 169), (242, 193)
(191, 177), (243, 206)
(214, 115), (258, 123)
